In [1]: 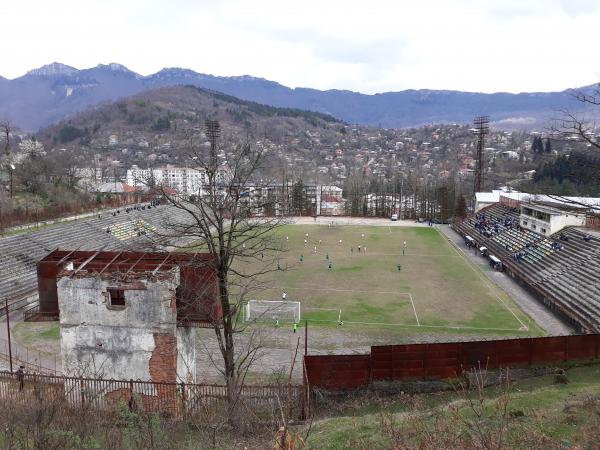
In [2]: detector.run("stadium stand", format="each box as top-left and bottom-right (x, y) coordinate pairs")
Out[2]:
(454, 203), (600, 333)
(0, 203), (196, 308)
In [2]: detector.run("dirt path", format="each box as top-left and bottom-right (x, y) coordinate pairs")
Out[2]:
(0, 313), (61, 374)
(437, 225), (574, 336)
(194, 325), (516, 383)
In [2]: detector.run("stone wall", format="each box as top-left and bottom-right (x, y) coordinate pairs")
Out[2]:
(58, 268), (196, 383)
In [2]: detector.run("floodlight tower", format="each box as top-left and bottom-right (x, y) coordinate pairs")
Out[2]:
(472, 116), (489, 193)
(205, 119), (220, 151)
(205, 119), (220, 171)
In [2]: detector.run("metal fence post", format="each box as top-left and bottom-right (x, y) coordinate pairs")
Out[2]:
(5, 299), (12, 372)
(79, 377), (85, 406)
(181, 382), (186, 420)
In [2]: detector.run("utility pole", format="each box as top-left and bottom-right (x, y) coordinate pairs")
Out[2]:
(5, 299), (13, 372)
(304, 320), (308, 357)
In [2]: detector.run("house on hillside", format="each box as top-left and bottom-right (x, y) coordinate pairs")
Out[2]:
(93, 181), (141, 204)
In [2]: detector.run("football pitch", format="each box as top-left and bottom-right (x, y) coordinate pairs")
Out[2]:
(243, 224), (544, 337)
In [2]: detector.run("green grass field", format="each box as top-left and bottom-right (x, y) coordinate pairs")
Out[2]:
(237, 224), (544, 336)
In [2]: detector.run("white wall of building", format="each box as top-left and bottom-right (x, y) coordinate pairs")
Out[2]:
(520, 204), (586, 236)
(58, 267), (196, 382)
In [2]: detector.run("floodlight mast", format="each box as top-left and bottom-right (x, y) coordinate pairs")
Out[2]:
(205, 119), (220, 172)
(473, 115), (490, 194)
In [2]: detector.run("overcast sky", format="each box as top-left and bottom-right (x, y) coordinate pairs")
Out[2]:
(2, 0), (599, 94)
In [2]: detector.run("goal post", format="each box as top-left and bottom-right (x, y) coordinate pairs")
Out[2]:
(245, 300), (301, 323)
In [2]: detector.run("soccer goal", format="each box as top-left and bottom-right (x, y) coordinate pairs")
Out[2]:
(245, 300), (301, 323)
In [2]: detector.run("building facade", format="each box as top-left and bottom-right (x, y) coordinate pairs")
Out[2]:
(520, 203), (587, 236)
(37, 251), (220, 384)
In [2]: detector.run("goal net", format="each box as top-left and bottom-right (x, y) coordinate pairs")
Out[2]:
(245, 300), (301, 323)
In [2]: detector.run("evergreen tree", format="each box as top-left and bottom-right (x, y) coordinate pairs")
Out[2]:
(531, 136), (545, 154)
(544, 138), (552, 154)
(291, 179), (307, 215)
(454, 194), (467, 219)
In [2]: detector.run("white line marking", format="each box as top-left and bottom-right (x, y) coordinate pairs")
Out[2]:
(284, 286), (420, 326)
(278, 287), (411, 295)
(350, 252), (461, 257)
(409, 292), (420, 326)
(340, 321), (525, 332)
(303, 318), (525, 332)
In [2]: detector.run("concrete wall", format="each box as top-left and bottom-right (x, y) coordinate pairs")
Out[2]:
(475, 200), (495, 213)
(176, 327), (197, 382)
(549, 213), (586, 234)
(58, 268), (196, 383)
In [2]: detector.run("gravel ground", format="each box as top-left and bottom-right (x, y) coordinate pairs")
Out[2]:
(195, 325), (516, 383)
(291, 216), (428, 227)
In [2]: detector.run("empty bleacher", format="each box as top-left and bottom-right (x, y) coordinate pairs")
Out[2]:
(0, 203), (197, 306)
(454, 204), (600, 333)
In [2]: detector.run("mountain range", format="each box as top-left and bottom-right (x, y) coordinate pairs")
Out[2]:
(0, 62), (595, 131)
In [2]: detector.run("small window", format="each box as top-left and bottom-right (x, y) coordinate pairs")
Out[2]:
(108, 288), (126, 308)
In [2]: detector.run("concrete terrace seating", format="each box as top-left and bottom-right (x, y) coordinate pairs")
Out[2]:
(454, 203), (600, 332)
(0, 251), (39, 300)
(0, 203), (197, 306)
(109, 221), (139, 240)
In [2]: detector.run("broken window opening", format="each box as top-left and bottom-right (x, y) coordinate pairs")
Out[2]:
(108, 288), (126, 308)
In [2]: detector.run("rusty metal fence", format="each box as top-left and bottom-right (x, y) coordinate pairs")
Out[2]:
(22, 304), (59, 322)
(0, 371), (305, 422)
(305, 334), (600, 390)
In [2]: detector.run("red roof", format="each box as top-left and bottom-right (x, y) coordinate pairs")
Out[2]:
(121, 182), (138, 193)
(39, 249), (213, 274)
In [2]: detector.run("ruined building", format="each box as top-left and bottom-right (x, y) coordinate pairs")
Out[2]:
(36, 250), (220, 383)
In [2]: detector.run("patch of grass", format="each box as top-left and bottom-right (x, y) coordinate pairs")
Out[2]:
(11, 323), (61, 356)
(38, 324), (60, 340)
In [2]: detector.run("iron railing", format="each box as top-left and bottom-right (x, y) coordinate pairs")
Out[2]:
(0, 371), (305, 421)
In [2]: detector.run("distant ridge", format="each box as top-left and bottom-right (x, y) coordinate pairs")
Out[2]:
(0, 62), (596, 131)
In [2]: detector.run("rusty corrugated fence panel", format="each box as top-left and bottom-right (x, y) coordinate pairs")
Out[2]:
(305, 334), (600, 390)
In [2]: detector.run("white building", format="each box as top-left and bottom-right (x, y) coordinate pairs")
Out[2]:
(520, 203), (587, 236)
(475, 190), (503, 212)
(74, 167), (103, 183)
(319, 185), (344, 216)
(126, 165), (214, 196)
(108, 135), (118, 146)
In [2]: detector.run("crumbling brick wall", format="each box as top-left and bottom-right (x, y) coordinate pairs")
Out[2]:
(149, 333), (177, 384)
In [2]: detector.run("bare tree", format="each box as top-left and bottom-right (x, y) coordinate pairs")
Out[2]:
(157, 119), (288, 425)
(0, 120), (11, 156)
(0, 120), (15, 198)
(532, 84), (600, 211)
(552, 85), (600, 151)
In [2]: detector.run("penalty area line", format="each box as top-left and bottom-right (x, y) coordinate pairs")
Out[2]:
(409, 293), (420, 326)
(276, 286), (413, 295)
(339, 321), (526, 332)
